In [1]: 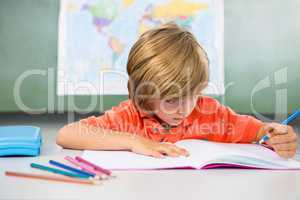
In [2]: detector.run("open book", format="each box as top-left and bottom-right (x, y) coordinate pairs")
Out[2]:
(82, 140), (300, 170)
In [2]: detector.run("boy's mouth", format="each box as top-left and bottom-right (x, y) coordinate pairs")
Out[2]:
(171, 117), (184, 122)
(173, 117), (183, 120)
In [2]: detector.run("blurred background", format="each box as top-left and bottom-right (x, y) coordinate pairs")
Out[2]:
(0, 0), (299, 125)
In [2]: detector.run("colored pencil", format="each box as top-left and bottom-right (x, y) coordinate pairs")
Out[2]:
(30, 163), (90, 179)
(5, 171), (96, 185)
(64, 156), (107, 179)
(49, 160), (96, 178)
(75, 156), (112, 176)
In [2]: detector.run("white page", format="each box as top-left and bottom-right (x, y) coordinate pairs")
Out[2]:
(176, 140), (300, 169)
(175, 139), (235, 165)
(82, 140), (300, 170)
(82, 150), (195, 170)
(82, 140), (224, 170)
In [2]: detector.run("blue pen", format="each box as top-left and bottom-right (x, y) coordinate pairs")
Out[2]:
(49, 160), (97, 179)
(259, 109), (300, 144)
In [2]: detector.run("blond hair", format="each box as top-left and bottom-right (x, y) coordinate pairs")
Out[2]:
(127, 22), (209, 112)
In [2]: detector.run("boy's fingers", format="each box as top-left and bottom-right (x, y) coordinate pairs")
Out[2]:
(158, 146), (179, 157)
(269, 133), (297, 145)
(264, 123), (290, 135)
(148, 150), (164, 158)
(133, 148), (163, 158)
(179, 148), (190, 157)
(137, 146), (163, 158)
(262, 123), (280, 135)
(158, 144), (189, 157)
(263, 123), (294, 137)
(168, 145), (184, 155)
(272, 142), (298, 151)
(272, 125), (289, 135)
(162, 144), (181, 156)
(262, 123), (275, 133)
(276, 150), (297, 159)
(169, 145), (189, 156)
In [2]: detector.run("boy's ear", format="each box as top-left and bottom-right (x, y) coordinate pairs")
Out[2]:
(201, 81), (209, 90)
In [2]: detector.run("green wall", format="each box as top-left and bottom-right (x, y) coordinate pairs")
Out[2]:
(0, 0), (299, 115)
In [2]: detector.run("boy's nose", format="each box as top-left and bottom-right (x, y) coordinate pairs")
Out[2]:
(175, 109), (185, 116)
(177, 104), (193, 116)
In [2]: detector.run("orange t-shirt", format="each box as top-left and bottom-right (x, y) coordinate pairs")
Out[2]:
(81, 96), (263, 143)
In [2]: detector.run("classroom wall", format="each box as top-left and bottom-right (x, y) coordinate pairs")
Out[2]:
(0, 0), (299, 117)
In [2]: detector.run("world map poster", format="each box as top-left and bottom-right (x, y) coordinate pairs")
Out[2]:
(57, 0), (224, 95)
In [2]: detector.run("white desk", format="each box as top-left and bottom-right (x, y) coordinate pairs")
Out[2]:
(1, 117), (300, 200)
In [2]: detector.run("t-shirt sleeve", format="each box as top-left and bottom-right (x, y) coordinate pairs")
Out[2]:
(205, 100), (263, 143)
(80, 102), (143, 135)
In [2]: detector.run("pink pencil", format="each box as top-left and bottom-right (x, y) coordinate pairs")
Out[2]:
(75, 156), (112, 176)
(64, 156), (107, 179)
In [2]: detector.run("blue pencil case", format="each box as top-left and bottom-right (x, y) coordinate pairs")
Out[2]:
(0, 125), (42, 156)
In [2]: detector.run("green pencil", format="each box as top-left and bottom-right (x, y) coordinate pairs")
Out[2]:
(30, 163), (90, 179)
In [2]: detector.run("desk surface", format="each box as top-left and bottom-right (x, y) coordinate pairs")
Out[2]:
(1, 115), (300, 200)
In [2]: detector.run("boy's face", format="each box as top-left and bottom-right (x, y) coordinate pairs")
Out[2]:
(151, 94), (200, 126)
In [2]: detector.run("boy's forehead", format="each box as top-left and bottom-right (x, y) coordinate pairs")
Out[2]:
(154, 94), (202, 102)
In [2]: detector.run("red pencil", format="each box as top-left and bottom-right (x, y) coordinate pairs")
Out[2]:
(5, 171), (97, 185)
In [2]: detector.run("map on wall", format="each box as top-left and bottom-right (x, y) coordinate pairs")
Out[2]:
(57, 0), (224, 95)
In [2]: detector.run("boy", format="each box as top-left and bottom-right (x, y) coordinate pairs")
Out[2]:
(56, 23), (298, 159)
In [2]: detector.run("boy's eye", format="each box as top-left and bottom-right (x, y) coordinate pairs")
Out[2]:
(165, 98), (178, 104)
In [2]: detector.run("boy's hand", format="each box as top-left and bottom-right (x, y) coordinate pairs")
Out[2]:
(258, 123), (298, 159)
(130, 136), (189, 158)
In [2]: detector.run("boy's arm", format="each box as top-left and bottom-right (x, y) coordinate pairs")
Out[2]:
(56, 122), (189, 157)
(56, 121), (136, 151)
